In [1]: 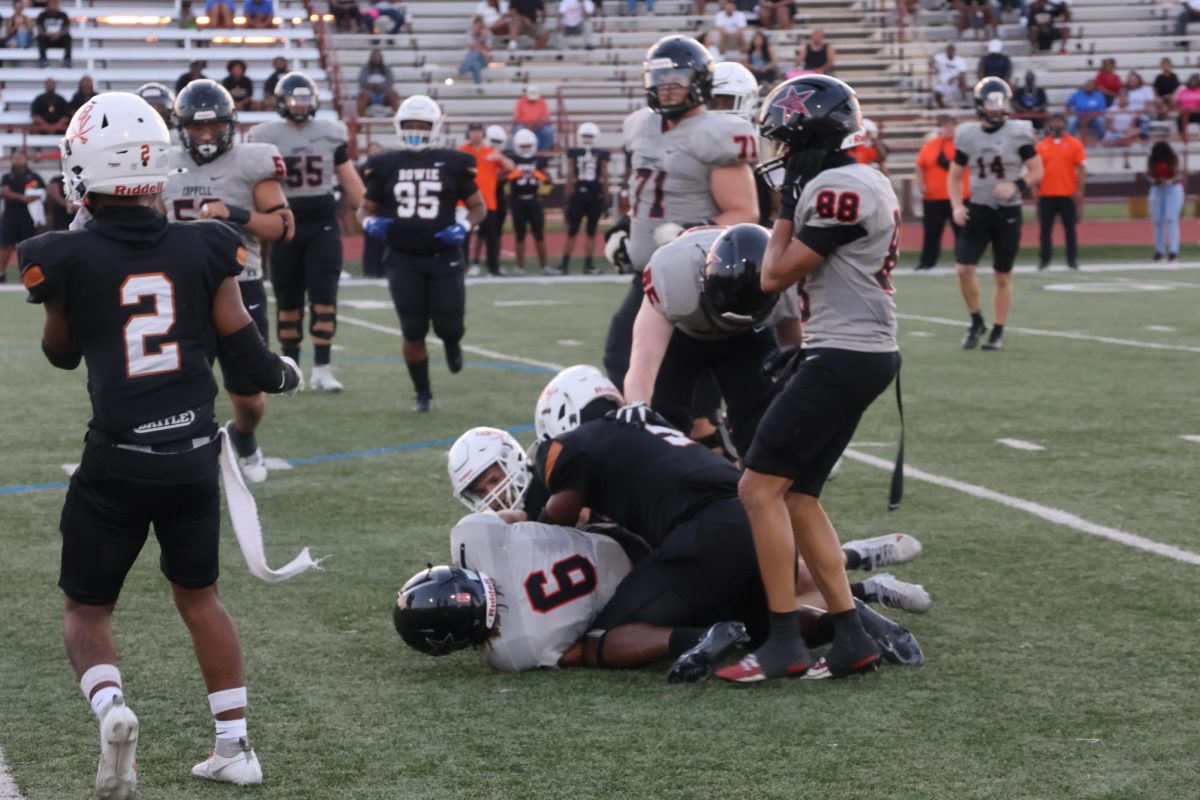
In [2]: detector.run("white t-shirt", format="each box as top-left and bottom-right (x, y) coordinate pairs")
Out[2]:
(1126, 85), (1155, 114)
(559, 0), (593, 27)
(932, 53), (967, 85)
(473, 0), (508, 27)
(714, 8), (747, 32)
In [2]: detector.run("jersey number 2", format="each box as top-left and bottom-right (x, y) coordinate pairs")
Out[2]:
(525, 554), (598, 613)
(121, 273), (179, 378)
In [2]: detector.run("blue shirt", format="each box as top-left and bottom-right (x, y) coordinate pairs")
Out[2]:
(1066, 89), (1106, 113)
(244, 0), (273, 14)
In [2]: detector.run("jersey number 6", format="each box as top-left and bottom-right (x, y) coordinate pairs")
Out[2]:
(525, 554), (598, 613)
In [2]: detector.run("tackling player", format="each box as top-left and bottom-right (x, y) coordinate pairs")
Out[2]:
(162, 79), (295, 484)
(359, 96), (487, 412)
(250, 72), (366, 391)
(558, 121), (610, 275)
(21, 92), (300, 797)
(949, 77), (1043, 351)
(506, 128), (551, 276)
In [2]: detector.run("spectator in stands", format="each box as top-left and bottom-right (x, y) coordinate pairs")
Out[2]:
(1065, 79), (1106, 141)
(954, 0), (997, 40)
(1125, 71), (1154, 116)
(1176, 0), (1200, 38)
(793, 28), (834, 76)
(1174, 73), (1200, 133)
(356, 48), (400, 116)
(509, 0), (548, 49)
(757, 0), (793, 29)
(1035, 114), (1085, 269)
(559, 0), (596, 49)
(262, 55), (289, 101)
(1147, 139), (1182, 262)
(68, 74), (95, 115)
(330, 0), (367, 32)
(175, 60), (207, 94)
(368, 1), (409, 33)
(930, 43), (967, 109)
(243, 0), (275, 28)
(977, 39), (1011, 83)
(1013, 69), (1049, 130)
(204, 0), (235, 29)
(35, 0), (69, 67)
(475, 0), (511, 36)
(1094, 58), (1122, 107)
(5, 1), (35, 49)
(29, 76), (69, 133)
(698, 29), (724, 62)
(223, 59), (255, 111)
(513, 85), (554, 150)
(1102, 90), (1139, 146)
(746, 30), (779, 84)
(1026, 0), (1069, 54)
(459, 17), (493, 84)
(713, 1), (747, 54)
(628, 0), (655, 14)
(178, 0), (199, 29)
(46, 171), (73, 231)
(914, 116), (960, 271)
(0, 150), (45, 283)
(1155, 58), (1180, 113)
(994, 0), (1026, 22)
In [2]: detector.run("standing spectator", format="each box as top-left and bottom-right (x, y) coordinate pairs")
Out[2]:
(35, 0), (69, 67)
(45, 171), (73, 231)
(459, 123), (513, 277)
(175, 59), (207, 94)
(509, 0), (548, 49)
(29, 76), (69, 132)
(68, 74), (95, 115)
(178, 0), (199, 28)
(474, 0), (510, 36)
(914, 116), (962, 270)
(204, 0), (235, 28)
(793, 28), (834, 75)
(243, 0), (275, 28)
(356, 48), (400, 116)
(1065, 78), (1106, 140)
(930, 43), (967, 108)
(1035, 115), (1086, 269)
(1094, 58), (1122, 106)
(1175, 73), (1200, 134)
(713, 1), (747, 54)
(1026, 0), (1069, 53)
(977, 39), (1012, 83)
(746, 30), (779, 83)
(0, 150), (45, 282)
(459, 17), (493, 84)
(756, 0), (792, 29)
(955, 0), (997, 40)
(1014, 70), (1048, 129)
(5, 1), (35, 49)
(222, 59), (255, 111)
(513, 85), (554, 150)
(1155, 58), (1180, 113)
(261, 55), (289, 102)
(558, 0), (595, 49)
(1176, 0), (1200, 37)
(330, 0), (366, 31)
(1147, 140), (1182, 262)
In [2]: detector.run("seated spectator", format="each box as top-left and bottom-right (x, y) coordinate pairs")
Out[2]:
(474, 0), (511, 36)
(930, 43), (967, 108)
(262, 55), (289, 102)
(175, 59), (207, 94)
(1175, 73), (1200, 134)
(513, 85), (554, 150)
(558, 0), (595, 49)
(356, 49), (400, 116)
(330, 0), (367, 32)
(1094, 58), (1121, 107)
(29, 76), (69, 133)
(5, 1), (35, 49)
(243, 0), (275, 28)
(1102, 90), (1140, 146)
(994, 0), (1025, 20)
(1176, 0), (1200, 37)
(1125, 71), (1156, 126)
(178, 0), (199, 29)
(204, 0), (235, 28)
(1013, 70), (1049, 129)
(627, 0), (654, 14)
(746, 30), (779, 84)
(459, 17), (493, 84)
(509, 0), (548, 50)
(68, 74), (95, 115)
(1026, 0), (1069, 53)
(977, 38), (1011, 83)
(757, 0), (793, 29)
(1065, 78), (1107, 140)
(713, 1), (747, 54)
(1155, 57), (1180, 113)
(223, 59), (255, 111)
(954, 0), (997, 40)
(698, 29), (724, 63)
(792, 28), (834, 76)
(35, 0), (69, 67)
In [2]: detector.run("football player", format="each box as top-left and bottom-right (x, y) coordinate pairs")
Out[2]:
(21, 93), (300, 797)
(162, 79), (295, 484)
(558, 121), (610, 275)
(948, 77), (1043, 351)
(505, 129), (551, 276)
(359, 96), (487, 412)
(135, 82), (177, 137)
(603, 34), (760, 392)
(249, 72), (365, 391)
(707, 61), (775, 227)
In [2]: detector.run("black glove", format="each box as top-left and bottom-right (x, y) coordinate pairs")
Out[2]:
(778, 150), (826, 223)
(760, 346), (804, 387)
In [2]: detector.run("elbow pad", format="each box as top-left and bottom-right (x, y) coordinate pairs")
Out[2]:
(42, 341), (82, 370)
(219, 322), (301, 395)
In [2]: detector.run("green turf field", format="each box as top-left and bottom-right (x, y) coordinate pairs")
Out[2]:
(1, 264), (1198, 800)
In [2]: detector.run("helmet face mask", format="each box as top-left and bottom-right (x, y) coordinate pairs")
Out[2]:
(448, 427), (532, 513)
(643, 35), (714, 120)
(276, 72), (320, 123)
(174, 79), (237, 165)
(393, 565), (498, 656)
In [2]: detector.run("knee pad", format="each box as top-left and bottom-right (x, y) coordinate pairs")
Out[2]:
(277, 310), (304, 344)
(309, 306), (337, 341)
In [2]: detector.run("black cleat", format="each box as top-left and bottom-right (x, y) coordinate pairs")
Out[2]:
(1067, 262), (1080, 270)
(962, 320), (988, 350)
(666, 621), (750, 684)
(980, 329), (1004, 351)
(414, 394), (433, 413)
(1037, 261), (1049, 271)
(583, 264), (599, 275)
(444, 341), (464, 374)
(854, 599), (924, 667)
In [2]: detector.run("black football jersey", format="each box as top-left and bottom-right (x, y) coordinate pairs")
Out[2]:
(20, 207), (242, 444)
(567, 147), (609, 196)
(363, 147), (478, 255)
(537, 418), (740, 545)
(508, 153), (548, 202)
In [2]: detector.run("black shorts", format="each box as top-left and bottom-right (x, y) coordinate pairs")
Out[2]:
(955, 202), (1022, 272)
(270, 218), (343, 309)
(745, 348), (900, 497)
(591, 498), (766, 643)
(59, 438), (222, 606)
(215, 280), (269, 397)
(510, 199), (545, 242)
(565, 193), (605, 237)
(1, 211), (35, 246)
(384, 248), (466, 342)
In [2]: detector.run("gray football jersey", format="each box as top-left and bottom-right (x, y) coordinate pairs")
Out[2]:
(248, 118), (348, 199)
(450, 513), (631, 672)
(792, 163), (899, 352)
(954, 120), (1036, 208)
(644, 226), (801, 341)
(626, 109), (757, 272)
(163, 142), (284, 281)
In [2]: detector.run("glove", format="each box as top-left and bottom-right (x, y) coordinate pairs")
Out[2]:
(434, 222), (469, 247)
(760, 346), (803, 387)
(778, 149), (827, 223)
(605, 401), (671, 429)
(604, 229), (631, 273)
(279, 356), (303, 397)
(652, 222), (684, 247)
(362, 216), (394, 240)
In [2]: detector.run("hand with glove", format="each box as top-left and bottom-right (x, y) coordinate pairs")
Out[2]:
(605, 401), (671, 429)
(362, 216), (395, 240)
(434, 222), (470, 247)
(760, 346), (803, 387)
(778, 149), (827, 223)
(279, 356), (303, 397)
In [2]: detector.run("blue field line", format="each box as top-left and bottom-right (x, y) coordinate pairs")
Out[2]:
(0, 424), (538, 496)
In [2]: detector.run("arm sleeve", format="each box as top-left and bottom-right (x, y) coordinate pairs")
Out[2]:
(332, 121), (350, 165)
(455, 151), (480, 201)
(363, 153), (387, 204)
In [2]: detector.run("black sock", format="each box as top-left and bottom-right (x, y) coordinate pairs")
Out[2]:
(228, 424), (258, 459)
(970, 311), (985, 328)
(750, 610), (810, 677)
(406, 358), (431, 398)
(314, 344), (331, 366)
(843, 547), (862, 570)
(282, 345), (300, 363)
(825, 607), (879, 675)
(584, 257), (594, 268)
(559, 255), (570, 271)
(667, 627), (708, 657)
(850, 581), (867, 602)
(990, 323), (1004, 337)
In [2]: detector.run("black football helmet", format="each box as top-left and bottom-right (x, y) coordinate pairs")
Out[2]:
(275, 71), (320, 122)
(136, 82), (176, 128)
(174, 79), (237, 165)
(758, 74), (862, 164)
(643, 35), (714, 120)
(973, 77), (1012, 125)
(700, 223), (778, 331)
(393, 565), (497, 656)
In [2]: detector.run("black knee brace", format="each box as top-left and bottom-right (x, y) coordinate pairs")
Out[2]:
(277, 309), (304, 346)
(309, 306), (337, 342)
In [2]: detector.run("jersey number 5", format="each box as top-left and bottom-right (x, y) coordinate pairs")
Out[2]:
(121, 273), (180, 378)
(525, 555), (598, 613)
(393, 180), (442, 219)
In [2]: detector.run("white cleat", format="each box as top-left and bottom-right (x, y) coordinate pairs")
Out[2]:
(95, 696), (138, 800)
(308, 365), (344, 392)
(238, 449), (268, 484)
(827, 456), (844, 481)
(192, 737), (263, 786)
(862, 572), (932, 614)
(843, 532), (923, 571)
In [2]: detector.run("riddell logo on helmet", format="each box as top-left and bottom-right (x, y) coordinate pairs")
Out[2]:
(114, 181), (165, 195)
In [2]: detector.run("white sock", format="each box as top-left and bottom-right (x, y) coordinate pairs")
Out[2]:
(215, 717), (248, 742)
(90, 686), (123, 719)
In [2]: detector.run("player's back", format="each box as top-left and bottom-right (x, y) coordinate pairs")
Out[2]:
(362, 146), (477, 256)
(955, 119), (1035, 208)
(451, 513), (631, 671)
(249, 118), (348, 219)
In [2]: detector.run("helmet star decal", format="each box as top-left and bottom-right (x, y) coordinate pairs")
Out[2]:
(425, 632), (467, 653)
(773, 87), (816, 121)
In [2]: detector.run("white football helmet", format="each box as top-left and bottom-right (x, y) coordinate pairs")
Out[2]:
(862, 117), (879, 140)
(513, 128), (538, 157)
(577, 121), (600, 149)
(60, 92), (173, 204)
(485, 124), (507, 148)
(711, 62), (759, 120)
(394, 95), (443, 149)
(447, 427), (531, 513)
(535, 365), (623, 441)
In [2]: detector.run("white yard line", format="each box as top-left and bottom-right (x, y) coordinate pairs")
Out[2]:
(996, 438), (1046, 451)
(338, 314), (565, 372)
(843, 448), (1200, 567)
(1182, 435), (1200, 444)
(1144, 325), (1178, 333)
(0, 745), (25, 800)
(897, 313), (1200, 354)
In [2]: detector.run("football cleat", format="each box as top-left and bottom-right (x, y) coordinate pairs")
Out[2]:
(666, 621), (749, 684)
(191, 737), (262, 786)
(308, 365), (344, 392)
(714, 651), (811, 684)
(237, 449), (268, 484)
(862, 572), (932, 614)
(583, 263), (599, 275)
(843, 533), (923, 571)
(854, 599), (924, 667)
(415, 394), (434, 413)
(807, 629), (880, 679)
(981, 329), (1004, 351)
(444, 341), (464, 374)
(95, 696), (138, 800)
(962, 319), (988, 350)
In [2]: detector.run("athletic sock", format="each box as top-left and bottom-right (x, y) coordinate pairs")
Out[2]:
(314, 344), (331, 366)
(584, 257), (594, 270)
(990, 323), (1004, 337)
(970, 311), (985, 329)
(229, 425), (258, 459)
(282, 345), (300, 363)
(667, 627), (708, 657)
(215, 717), (249, 742)
(750, 610), (810, 677)
(91, 686), (123, 719)
(406, 358), (431, 398)
(843, 547), (863, 570)
(559, 256), (570, 272)
(824, 608), (880, 676)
